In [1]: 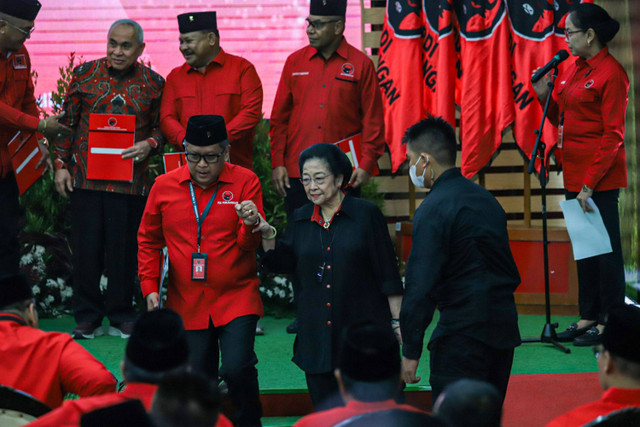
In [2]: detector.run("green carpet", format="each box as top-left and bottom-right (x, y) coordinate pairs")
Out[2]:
(40, 312), (597, 391)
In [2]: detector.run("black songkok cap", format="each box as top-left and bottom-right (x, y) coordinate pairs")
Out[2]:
(0, 0), (41, 21)
(0, 274), (34, 309)
(338, 321), (401, 382)
(125, 309), (189, 373)
(81, 400), (153, 427)
(184, 115), (229, 148)
(310, 0), (347, 16)
(603, 304), (640, 363)
(177, 11), (217, 34)
(298, 143), (353, 189)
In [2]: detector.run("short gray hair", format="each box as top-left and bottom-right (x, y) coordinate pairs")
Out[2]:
(109, 19), (144, 45)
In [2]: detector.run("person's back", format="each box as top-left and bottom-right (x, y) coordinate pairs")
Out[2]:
(0, 275), (116, 408)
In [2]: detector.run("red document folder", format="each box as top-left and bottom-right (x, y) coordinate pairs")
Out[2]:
(163, 152), (187, 173)
(333, 133), (379, 176)
(87, 114), (135, 181)
(7, 131), (45, 195)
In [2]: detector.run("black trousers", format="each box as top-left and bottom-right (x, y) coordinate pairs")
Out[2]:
(305, 371), (344, 411)
(0, 174), (22, 278)
(429, 335), (514, 407)
(565, 189), (626, 324)
(185, 315), (262, 427)
(70, 189), (145, 325)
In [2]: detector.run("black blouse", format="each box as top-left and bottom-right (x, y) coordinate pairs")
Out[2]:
(261, 196), (403, 374)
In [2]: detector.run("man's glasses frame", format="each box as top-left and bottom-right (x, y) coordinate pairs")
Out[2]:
(2, 20), (35, 37)
(306, 19), (340, 31)
(185, 151), (225, 164)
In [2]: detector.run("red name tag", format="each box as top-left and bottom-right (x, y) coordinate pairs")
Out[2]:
(191, 253), (207, 281)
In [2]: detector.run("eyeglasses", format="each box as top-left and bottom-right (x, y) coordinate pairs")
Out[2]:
(185, 151), (225, 164)
(564, 28), (584, 38)
(306, 19), (340, 30)
(300, 174), (333, 186)
(2, 20), (35, 37)
(592, 345), (603, 359)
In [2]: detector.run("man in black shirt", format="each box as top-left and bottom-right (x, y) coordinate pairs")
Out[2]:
(399, 117), (521, 406)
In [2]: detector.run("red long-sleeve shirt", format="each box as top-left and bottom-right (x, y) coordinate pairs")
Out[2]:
(546, 387), (640, 427)
(270, 38), (385, 178)
(0, 46), (41, 178)
(0, 313), (116, 409)
(546, 47), (628, 192)
(138, 163), (264, 330)
(25, 382), (233, 427)
(160, 49), (263, 170)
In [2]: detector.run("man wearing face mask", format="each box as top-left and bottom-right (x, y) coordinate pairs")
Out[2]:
(400, 117), (521, 408)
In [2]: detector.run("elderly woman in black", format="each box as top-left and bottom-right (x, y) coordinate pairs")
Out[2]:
(255, 143), (403, 410)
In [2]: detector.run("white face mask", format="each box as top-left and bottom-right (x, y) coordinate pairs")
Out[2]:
(409, 155), (428, 188)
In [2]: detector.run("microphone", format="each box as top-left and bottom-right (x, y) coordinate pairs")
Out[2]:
(531, 50), (570, 83)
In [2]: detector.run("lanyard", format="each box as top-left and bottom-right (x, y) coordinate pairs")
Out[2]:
(189, 182), (220, 252)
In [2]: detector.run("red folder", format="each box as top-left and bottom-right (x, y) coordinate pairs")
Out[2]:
(7, 131), (45, 195)
(333, 133), (379, 176)
(87, 113), (135, 181)
(163, 152), (187, 174)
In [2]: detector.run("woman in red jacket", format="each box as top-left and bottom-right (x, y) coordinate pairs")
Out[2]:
(532, 3), (629, 347)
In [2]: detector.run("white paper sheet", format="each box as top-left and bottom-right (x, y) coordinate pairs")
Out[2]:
(560, 198), (612, 260)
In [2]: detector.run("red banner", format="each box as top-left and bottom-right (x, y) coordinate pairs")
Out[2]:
(377, 1), (425, 173)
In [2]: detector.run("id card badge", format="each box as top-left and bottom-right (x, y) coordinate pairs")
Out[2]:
(557, 124), (564, 149)
(191, 253), (208, 281)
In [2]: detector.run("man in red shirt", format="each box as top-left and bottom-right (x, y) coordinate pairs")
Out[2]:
(138, 115), (264, 427)
(0, 274), (116, 409)
(270, 0), (385, 212)
(0, 0), (71, 278)
(27, 308), (232, 427)
(547, 304), (640, 427)
(293, 321), (434, 427)
(53, 19), (165, 340)
(160, 11), (263, 170)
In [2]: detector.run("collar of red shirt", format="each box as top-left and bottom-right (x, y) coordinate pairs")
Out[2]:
(306, 37), (349, 61)
(104, 57), (140, 79)
(601, 387), (640, 405)
(187, 48), (228, 74)
(0, 312), (27, 326)
(177, 162), (235, 188)
(308, 193), (365, 227)
(575, 46), (609, 72)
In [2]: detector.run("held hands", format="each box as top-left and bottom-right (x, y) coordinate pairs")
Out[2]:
(272, 166), (289, 197)
(38, 112), (73, 142)
(531, 67), (551, 100)
(122, 140), (153, 163)
(349, 168), (371, 188)
(235, 200), (261, 226)
(402, 357), (421, 384)
(146, 292), (159, 311)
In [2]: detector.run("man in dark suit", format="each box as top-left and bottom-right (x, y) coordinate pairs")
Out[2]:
(400, 116), (521, 405)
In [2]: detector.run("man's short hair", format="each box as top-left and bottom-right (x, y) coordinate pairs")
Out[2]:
(603, 304), (640, 380)
(434, 379), (502, 427)
(151, 371), (221, 427)
(0, 274), (34, 311)
(109, 19), (144, 45)
(402, 116), (458, 167)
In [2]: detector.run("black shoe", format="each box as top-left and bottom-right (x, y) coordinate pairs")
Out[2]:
(286, 319), (298, 334)
(556, 322), (594, 342)
(573, 326), (603, 347)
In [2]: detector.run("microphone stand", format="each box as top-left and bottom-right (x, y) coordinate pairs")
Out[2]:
(522, 66), (570, 353)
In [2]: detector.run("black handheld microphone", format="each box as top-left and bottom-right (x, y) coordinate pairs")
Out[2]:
(531, 50), (570, 83)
